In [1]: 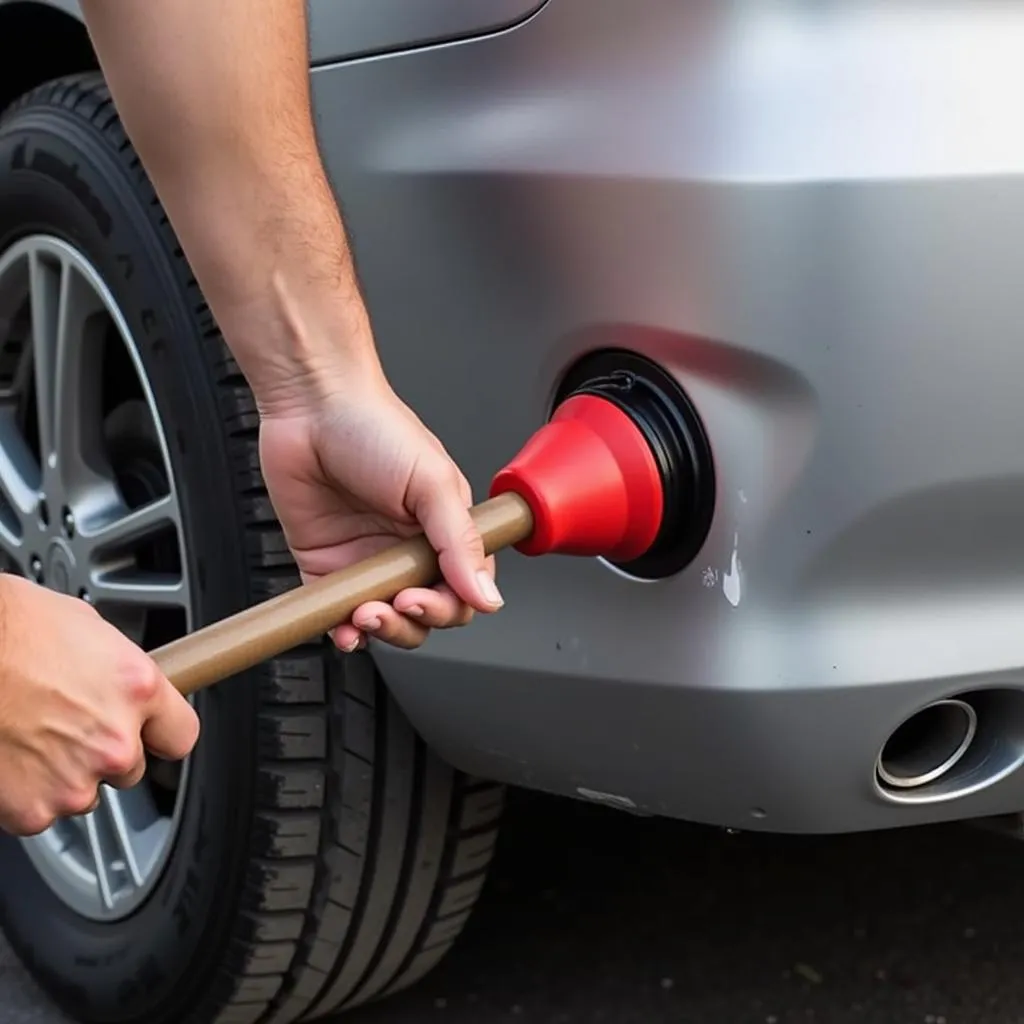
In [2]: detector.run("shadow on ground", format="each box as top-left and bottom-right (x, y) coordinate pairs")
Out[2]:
(342, 790), (1024, 1024)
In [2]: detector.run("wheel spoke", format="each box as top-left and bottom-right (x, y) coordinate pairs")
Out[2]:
(0, 334), (36, 408)
(83, 810), (116, 912)
(90, 571), (188, 608)
(31, 254), (107, 499)
(79, 494), (178, 559)
(27, 250), (59, 466)
(100, 786), (144, 889)
(0, 253), (43, 558)
(0, 410), (40, 551)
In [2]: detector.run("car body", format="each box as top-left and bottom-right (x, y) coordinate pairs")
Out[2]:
(317, 0), (1024, 835)
(2, 1), (1024, 1021)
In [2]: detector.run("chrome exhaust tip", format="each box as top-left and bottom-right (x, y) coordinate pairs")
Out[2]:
(876, 699), (978, 790)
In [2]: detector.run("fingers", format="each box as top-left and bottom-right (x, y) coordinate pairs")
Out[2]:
(102, 755), (148, 791)
(408, 468), (504, 615)
(392, 581), (476, 628)
(14, 698), (161, 833)
(332, 578), (483, 654)
(0, 801), (60, 836)
(55, 786), (102, 819)
(352, 600), (429, 650)
(96, 733), (148, 792)
(140, 670), (201, 762)
(329, 623), (366, 653)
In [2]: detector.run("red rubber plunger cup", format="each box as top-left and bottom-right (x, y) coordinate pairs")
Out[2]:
(488, 393), (664, 561)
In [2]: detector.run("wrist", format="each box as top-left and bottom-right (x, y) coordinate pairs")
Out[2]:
(225, 281), (389, 419)
(209, 230), (388, 416)
(149, 153), (385, 414)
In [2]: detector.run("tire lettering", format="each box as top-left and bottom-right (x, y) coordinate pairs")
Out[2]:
(30, 147), (112, 238)
(139, 311), (167, 355)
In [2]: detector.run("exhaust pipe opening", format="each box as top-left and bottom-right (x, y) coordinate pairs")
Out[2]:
(876, 699), (977, 790)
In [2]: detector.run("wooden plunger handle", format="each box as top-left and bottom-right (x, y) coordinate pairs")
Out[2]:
(152, 492), (534, 697)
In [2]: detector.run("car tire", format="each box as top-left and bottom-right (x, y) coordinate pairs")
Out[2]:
(0, 71), (504, 1024)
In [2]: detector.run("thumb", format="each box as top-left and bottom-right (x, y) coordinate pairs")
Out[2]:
(410, 467), (504, 613)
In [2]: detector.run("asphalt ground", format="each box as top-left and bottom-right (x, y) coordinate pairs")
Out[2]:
(4, 789), (1023, 1023)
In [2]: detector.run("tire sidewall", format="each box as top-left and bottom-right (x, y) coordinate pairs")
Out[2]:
(0, 99), (261, 1020)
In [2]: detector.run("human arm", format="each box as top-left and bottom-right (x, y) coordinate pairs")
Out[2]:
(78, 0), (503, 650)
(78, 0), (372, 410)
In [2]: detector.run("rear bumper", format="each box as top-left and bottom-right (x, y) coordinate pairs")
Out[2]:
(311, 0), (1024, 832)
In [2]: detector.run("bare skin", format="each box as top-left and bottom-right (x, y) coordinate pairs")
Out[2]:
(0, 0), (501, 836)
(0, 577), (198, 834)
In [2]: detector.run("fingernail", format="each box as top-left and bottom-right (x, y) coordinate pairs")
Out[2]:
(406, 605), (425, 618)
(476, 571), (504, 609)
(362, 617), (382, 632)
(341, 637), (360, 653)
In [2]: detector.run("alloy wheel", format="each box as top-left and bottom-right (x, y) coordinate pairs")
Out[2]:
(0, 234), (192, 922)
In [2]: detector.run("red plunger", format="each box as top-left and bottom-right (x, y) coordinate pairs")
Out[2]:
(489, 393), (664, 562)
(153, 387), (671, 697)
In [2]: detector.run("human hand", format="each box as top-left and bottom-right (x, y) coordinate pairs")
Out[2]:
(258, 376), (504, 653)
(0, 575), (200, 836)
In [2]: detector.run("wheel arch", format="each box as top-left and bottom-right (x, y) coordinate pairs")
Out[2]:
(0, 0), (96, 116)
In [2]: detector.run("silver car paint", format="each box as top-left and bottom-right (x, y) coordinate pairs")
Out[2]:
(306, 0), (548, 65)
(309, 0), (1024, 834)
(7, 0), (1024, 834)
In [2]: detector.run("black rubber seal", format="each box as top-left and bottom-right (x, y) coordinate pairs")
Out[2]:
(555, 349), (716, 580)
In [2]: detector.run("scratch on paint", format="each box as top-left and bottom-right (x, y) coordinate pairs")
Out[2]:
(723, 531), (743, 607)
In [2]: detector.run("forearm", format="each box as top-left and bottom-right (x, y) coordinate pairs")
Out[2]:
(78, 0), (382, 411)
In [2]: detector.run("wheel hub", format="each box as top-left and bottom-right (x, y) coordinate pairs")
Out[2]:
(42, 536), (76, 593)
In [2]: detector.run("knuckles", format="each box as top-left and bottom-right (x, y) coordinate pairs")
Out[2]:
(5, 788), (95, 835)
(53, 786), (100, 820)
(421, 460), (463, 500)
(457, 522), (486, 559)
(9, 804), (55, 836)
(97, 733), (143, 779)
(120, 655), (163, 706)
